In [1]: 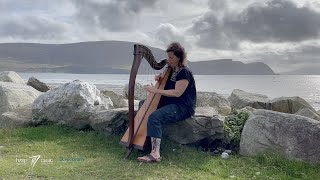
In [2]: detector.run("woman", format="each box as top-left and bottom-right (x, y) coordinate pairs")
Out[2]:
(137, 42), (197, 163)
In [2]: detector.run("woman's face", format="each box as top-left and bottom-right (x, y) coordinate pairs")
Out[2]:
(166, 51), (179, 67)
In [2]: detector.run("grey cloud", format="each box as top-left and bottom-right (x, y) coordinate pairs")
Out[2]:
(72, 0), (158, 31)
(189, 12), (238, 49)
(225, 0), (320, 42)
(208, 0), (227, 12)
(0, 16), (67, 40)
(190, 0), (320, 49)
(252, 44), (320, 73)
(154, 23), (188, 49)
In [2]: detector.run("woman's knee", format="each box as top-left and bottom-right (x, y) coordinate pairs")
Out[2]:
(148, 112), (159, 125)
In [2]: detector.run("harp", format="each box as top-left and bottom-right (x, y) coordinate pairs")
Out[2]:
(120, 44), (171, 157)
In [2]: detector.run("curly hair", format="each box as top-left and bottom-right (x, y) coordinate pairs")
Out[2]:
(166, 42), (187, 67)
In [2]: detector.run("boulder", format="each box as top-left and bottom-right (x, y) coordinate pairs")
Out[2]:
(228, 89), (270, 110)
(32, 80), (113, 129)
(123, 83), (146, 100)
(90, 106), (224, 146)
(101, 90), (127, 108)
(295, 108), (320, 121)
(197, 92), (231, 116)
(0, 71), (25, 84)
(271, 96), (316, 114)
(163, 107), (224, 144)
(27, 76), (50, 92)
(236, 106), (256, 115)
(0, 81), (41, 128)
(240, 109), (320, 164)
(0, 106), (32, 128)
(89, 108), (129, 134)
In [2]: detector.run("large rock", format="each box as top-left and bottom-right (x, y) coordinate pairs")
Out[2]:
(0, 106), (33, 128)
(89, 108), (129, 134)
(240, 110), (320, 164)
(32, 80), (113, 129)
(0, 71), (25, 84)
(270, 96), (316, 114)
(163, 107), (224, 144)
(295, 108), (320, 121)
(89, 106), (224, 145)
(123, 83), (146, 100)
(101, 90), (127, 108)
(27, 76), (50, 92)
(228, 89), (270, 110)
(197, 92), (231, 116)
(0, 82), (41, 128)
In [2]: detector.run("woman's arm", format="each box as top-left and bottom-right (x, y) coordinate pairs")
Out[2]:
(144, 79), (189, 97)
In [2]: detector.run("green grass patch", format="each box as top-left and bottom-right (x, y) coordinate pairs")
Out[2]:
(0, 125), (319, 179)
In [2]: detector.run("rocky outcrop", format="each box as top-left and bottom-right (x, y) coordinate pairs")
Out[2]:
(228, 89), (270, 110)
(27, 76), (50, 92)
(1, 106), (33, 128)
(0, 81), (41, 128)
(228, 90), (316, 116)
(270, 96), (316, 114)
(89, 108), (128, 134)
(101, 90), (127, 108)
(197, 92), (231, 116)
(0, 71), (25, 84)
(32, 80), (113, 129)
(123, 83), (146, 100)
(295, 108), (320, 121)
(240, 110), (320, 164)
(163, 107), (224, 144)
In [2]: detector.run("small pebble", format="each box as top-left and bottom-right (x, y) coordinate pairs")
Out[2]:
(221, 152), (229, 159)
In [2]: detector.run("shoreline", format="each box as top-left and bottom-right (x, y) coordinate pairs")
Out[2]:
(46, 83), (320, 111)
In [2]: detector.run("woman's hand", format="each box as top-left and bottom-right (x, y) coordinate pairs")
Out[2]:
(144, 84), (158, 94)
(154, 73), (162, 81)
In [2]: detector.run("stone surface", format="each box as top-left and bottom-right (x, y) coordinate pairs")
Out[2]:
(32, 80), (113, 129)
(240, 109), (320, 164)
(0, 71), (25, 84)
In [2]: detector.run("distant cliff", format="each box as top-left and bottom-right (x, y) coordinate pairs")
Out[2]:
(0, 41), (275, 75)
(189, 59), (275, 75)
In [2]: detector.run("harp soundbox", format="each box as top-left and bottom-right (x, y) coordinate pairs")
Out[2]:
(120, 44), (171, 157)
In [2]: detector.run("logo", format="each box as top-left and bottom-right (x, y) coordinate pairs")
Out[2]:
(30, 155), (41, 168)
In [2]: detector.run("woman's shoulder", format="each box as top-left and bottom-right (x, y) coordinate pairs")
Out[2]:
(180, 66), (194, 75)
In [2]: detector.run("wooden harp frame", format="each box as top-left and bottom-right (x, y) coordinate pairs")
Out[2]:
(120, 44), (171, 157)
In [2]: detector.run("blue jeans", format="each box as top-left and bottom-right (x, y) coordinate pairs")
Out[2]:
(147, 104), (189, 138)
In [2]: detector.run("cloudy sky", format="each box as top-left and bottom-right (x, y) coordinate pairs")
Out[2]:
(1, 0), (320, 73)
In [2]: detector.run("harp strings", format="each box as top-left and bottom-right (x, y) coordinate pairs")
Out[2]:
(134, 57), (158, 125)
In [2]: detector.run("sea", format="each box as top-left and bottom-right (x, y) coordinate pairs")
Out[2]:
(17, 73), (320, 111)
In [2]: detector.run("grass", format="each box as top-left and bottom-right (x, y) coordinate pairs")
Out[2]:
(0, 125), (319, 179)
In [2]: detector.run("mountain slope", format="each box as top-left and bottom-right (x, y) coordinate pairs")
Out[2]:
(0, 41), (275, 75)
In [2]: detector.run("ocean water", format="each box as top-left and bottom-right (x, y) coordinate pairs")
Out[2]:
(18, 73), (320, 110)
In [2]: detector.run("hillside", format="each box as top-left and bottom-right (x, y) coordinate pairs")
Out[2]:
(189, 59), (275, 75)
(0, 41), (275, 75)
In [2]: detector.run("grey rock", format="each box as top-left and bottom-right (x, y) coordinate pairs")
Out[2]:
(0, 82), (41, 128)
(0, 71), (25, 84)
(32, 80), (113, 129)
(89, 108), (128, 134)
(295, 108), (320, 121)
(228, 89), (270, 110)
(240, 109), (320, 164)
(271, 96), (316, 114)
(27, 76), (50, 92)
(197, 91), (231, 116)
